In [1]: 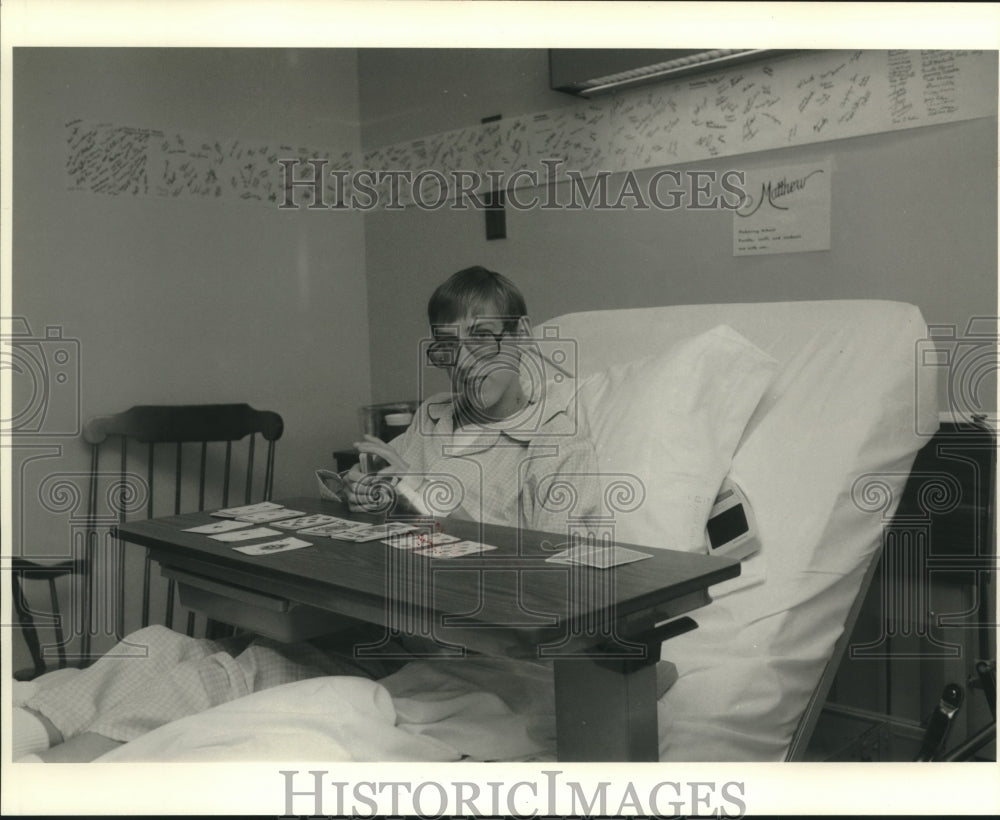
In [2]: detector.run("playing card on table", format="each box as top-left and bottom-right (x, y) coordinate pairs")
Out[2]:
(546, 545), (652, 569)
(209, 526), (281, 542)
(211, 501), (283, 518)
(298, 518), (368, 537)
(384, 530), (460, 549)
(234, 508), (306, 523)
(337, 522), (418, 543)
(184, 519), (254, 535)
(414, 539), (498, 558)
(272, 514), (345, 531)
(234, 537), (312, 556)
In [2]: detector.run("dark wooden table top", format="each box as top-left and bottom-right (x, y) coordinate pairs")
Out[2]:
(117, 496), (740, 654)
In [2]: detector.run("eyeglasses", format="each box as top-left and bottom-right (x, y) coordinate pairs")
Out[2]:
(425, 330), (507, 368)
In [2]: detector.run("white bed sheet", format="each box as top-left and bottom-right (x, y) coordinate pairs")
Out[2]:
(99, 659), (557, 762)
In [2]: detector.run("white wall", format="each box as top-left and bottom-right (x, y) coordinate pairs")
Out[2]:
(11, 48), (369, 662)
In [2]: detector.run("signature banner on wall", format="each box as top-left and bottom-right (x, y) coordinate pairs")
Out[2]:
(64, 50), (995, 210)
(732, 159), (832, 256)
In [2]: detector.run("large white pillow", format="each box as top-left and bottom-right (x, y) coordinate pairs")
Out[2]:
(577, 325), (777, 552)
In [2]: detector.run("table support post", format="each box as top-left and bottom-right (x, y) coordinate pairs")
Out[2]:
(553, 656), (659, 761)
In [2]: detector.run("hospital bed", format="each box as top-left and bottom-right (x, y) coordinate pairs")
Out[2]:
(539, 298), (941, 761)
(16, 298), (959, 762)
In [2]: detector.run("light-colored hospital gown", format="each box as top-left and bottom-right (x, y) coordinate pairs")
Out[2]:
(369, 386), (602, 533)
(24, 383), (602, 745)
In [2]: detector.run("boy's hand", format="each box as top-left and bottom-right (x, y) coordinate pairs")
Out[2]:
(343, 463), (393, 512)
(343, 436), (411, 512)
(354, 435), (411, 474)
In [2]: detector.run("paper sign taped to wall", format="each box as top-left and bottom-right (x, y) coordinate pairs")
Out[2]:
(733, 159), (832, 256)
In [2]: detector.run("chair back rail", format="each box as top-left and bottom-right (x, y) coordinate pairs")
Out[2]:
(82, 403), (284, 445)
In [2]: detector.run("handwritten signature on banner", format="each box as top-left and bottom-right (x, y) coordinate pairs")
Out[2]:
(64, 50), (995, 208)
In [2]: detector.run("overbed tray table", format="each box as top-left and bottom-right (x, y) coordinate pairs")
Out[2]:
(115, 496), (739, 761)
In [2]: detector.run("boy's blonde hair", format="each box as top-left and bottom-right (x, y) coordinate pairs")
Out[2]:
(427, 266), (527, 333)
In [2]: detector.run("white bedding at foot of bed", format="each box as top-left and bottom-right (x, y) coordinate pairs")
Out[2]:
(96, 675), (457, 762)
(97, 659), (557, 762)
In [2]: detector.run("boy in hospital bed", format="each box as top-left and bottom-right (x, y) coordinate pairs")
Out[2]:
(344, 265), (600, 531)
(13, 266), (603, 762)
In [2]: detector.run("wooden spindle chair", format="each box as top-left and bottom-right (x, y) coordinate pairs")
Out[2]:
(12, 403), (283, 678)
